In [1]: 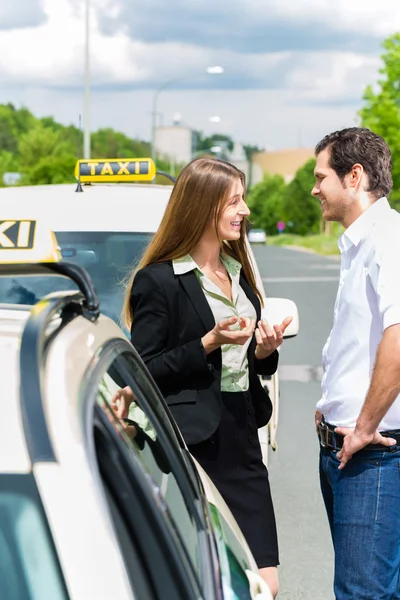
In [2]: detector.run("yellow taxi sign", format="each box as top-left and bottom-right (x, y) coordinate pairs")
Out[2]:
(75, 158), (156, 183)
(0, 220), (61, 264)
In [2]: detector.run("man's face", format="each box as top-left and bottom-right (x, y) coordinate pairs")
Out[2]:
(312, 148), (352, 224)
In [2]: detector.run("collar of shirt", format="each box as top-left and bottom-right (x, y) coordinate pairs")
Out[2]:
(172, 253), (242, 279)
(338, 196), (390, 253)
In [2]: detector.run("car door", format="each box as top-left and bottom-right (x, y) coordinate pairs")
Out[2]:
(82, 338), (222, 600)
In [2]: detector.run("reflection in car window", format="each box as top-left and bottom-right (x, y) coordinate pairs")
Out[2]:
(96, 359), (203, 584)
(0, 231), (152, 325)
(0, 475), (68, 600)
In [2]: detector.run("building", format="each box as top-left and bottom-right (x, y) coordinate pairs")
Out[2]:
(229, 141), (250, 182)
(251, 148), (315, 185)
(154, 120), (250, 178)
(154, 120), (195, 166)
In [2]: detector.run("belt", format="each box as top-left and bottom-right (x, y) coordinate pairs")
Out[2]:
(317, 420), (400, 451)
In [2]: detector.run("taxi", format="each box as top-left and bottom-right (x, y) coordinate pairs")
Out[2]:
(0, 158), (299, 462)
(0, 217), (273, 600)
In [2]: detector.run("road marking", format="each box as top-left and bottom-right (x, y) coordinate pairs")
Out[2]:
(263, 276), (339, 283)
(279, 365), (324, 382)
(310, 264), (340, 270)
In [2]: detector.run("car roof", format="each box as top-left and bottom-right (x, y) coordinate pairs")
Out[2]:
(0, 308), (31, 473)
(0, 183), (173, 232)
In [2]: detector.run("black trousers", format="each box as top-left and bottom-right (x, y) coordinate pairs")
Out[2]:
(188, 390), (279, 568)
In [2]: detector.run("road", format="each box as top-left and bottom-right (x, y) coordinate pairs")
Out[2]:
(252, 243), (340, 600)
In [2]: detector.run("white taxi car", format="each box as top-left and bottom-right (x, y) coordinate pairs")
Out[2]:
(0, 218), (273, 600)
(0, 158), (299, 461)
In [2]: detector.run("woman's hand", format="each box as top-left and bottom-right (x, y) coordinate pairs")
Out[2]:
(111, 386), (135, 418)
(254, 316), (293, 360)
(201, 316), (255, 354)
(110, 386), (137, 438)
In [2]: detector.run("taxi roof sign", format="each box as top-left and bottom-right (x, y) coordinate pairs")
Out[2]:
(75, 158), (156, 183)
(0, 220), (61, 264)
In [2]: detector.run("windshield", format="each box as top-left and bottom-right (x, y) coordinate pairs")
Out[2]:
(0, 231), (152, 328)
(0, 474), (69, 600)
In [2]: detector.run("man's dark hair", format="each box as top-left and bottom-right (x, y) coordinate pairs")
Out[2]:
(315, 127), (393, 199)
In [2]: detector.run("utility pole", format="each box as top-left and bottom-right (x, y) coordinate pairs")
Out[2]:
(83, 0), (91, 159)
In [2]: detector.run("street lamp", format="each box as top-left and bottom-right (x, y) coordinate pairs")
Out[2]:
(151, 65), (224, 163)
(83, 0), (90, 159)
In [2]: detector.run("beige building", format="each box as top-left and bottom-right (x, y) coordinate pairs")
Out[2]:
(154, 125), (194, 165)
(251, 148), (315, 185)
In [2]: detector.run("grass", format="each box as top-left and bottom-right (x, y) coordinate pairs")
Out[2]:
(266, 233), (341, 255)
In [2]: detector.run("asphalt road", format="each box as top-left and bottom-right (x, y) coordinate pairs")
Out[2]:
(252, 243), (341, 600)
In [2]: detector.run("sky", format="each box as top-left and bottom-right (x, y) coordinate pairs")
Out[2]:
(1, 0), (399, 150)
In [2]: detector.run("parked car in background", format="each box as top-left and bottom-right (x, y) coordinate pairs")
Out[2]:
(248, 228), (267, 244)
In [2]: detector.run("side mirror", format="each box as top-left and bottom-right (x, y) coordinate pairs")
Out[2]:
(261, 297), (299, 339)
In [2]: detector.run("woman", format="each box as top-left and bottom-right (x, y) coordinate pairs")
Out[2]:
(122, 157), (292, 597)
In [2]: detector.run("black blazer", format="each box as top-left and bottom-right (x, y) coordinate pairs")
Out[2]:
(130, 262), (278, 445)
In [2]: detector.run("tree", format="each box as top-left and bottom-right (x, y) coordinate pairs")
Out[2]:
(91, 128), (151, 159)
(282, 158), (320, 235)
(247, 174), (286, 234)
(0, 150), (19, 187)
(21, 154), (77, 185)
(359, 33), (400, 206)
(19, 123), (75, 168)
(194, 132), (234, 154)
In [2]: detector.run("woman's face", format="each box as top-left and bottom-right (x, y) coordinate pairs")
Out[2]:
(217, 178), (250, 241)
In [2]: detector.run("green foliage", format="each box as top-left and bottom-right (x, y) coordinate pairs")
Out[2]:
(247, 174), (286, 234)
(18, 123), (72, 168)
(194, 132), (234, 154)
(359, 33), (400, 206)
(0, 103), (163, 186)
(91, 128), (151, 158)
(243, 143), (263, 162)
(0, 150), (19, 187)
(0, 103), (35, 154)
(267, 233), (340, 255)
(282, 158), (320, 235)
(20, 154), (77, 185)
(246, 159), (321, 236)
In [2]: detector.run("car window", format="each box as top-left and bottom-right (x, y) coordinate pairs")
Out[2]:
(85, 344), (217, 600)
(0, 474), (69, 600)
(0, 231), (152, 325)
(94, 355), (206, 584)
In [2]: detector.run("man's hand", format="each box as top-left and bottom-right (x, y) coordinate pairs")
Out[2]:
(315, 409), (323, 432)
(254, 316), (293, 360)
(335, 427), (396, 470)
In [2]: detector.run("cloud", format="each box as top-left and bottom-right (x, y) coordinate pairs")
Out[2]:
(0, 0), (47, 31)
(94, 0), (399, 54)
(0, 0), (381, 109)
(0, 0), (397, 150)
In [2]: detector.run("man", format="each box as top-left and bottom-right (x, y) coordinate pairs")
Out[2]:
(313, 127), (400, 600)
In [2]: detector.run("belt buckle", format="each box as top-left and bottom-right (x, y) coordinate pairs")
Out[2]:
(318, 421), (330, 448)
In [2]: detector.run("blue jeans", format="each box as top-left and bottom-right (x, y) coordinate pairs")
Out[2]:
(320, 446), (400, 600)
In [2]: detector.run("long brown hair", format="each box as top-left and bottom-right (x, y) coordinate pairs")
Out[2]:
(122, 156), (262, 328)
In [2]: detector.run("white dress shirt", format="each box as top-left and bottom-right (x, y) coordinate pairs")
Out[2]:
(317, 197), (400, 430)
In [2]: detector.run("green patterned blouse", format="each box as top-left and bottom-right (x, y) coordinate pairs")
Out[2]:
(173, 253), (256, 392)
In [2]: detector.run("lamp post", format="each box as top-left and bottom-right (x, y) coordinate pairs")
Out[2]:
(151, 66), (224, 163)
(83, 0), (91, 159)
